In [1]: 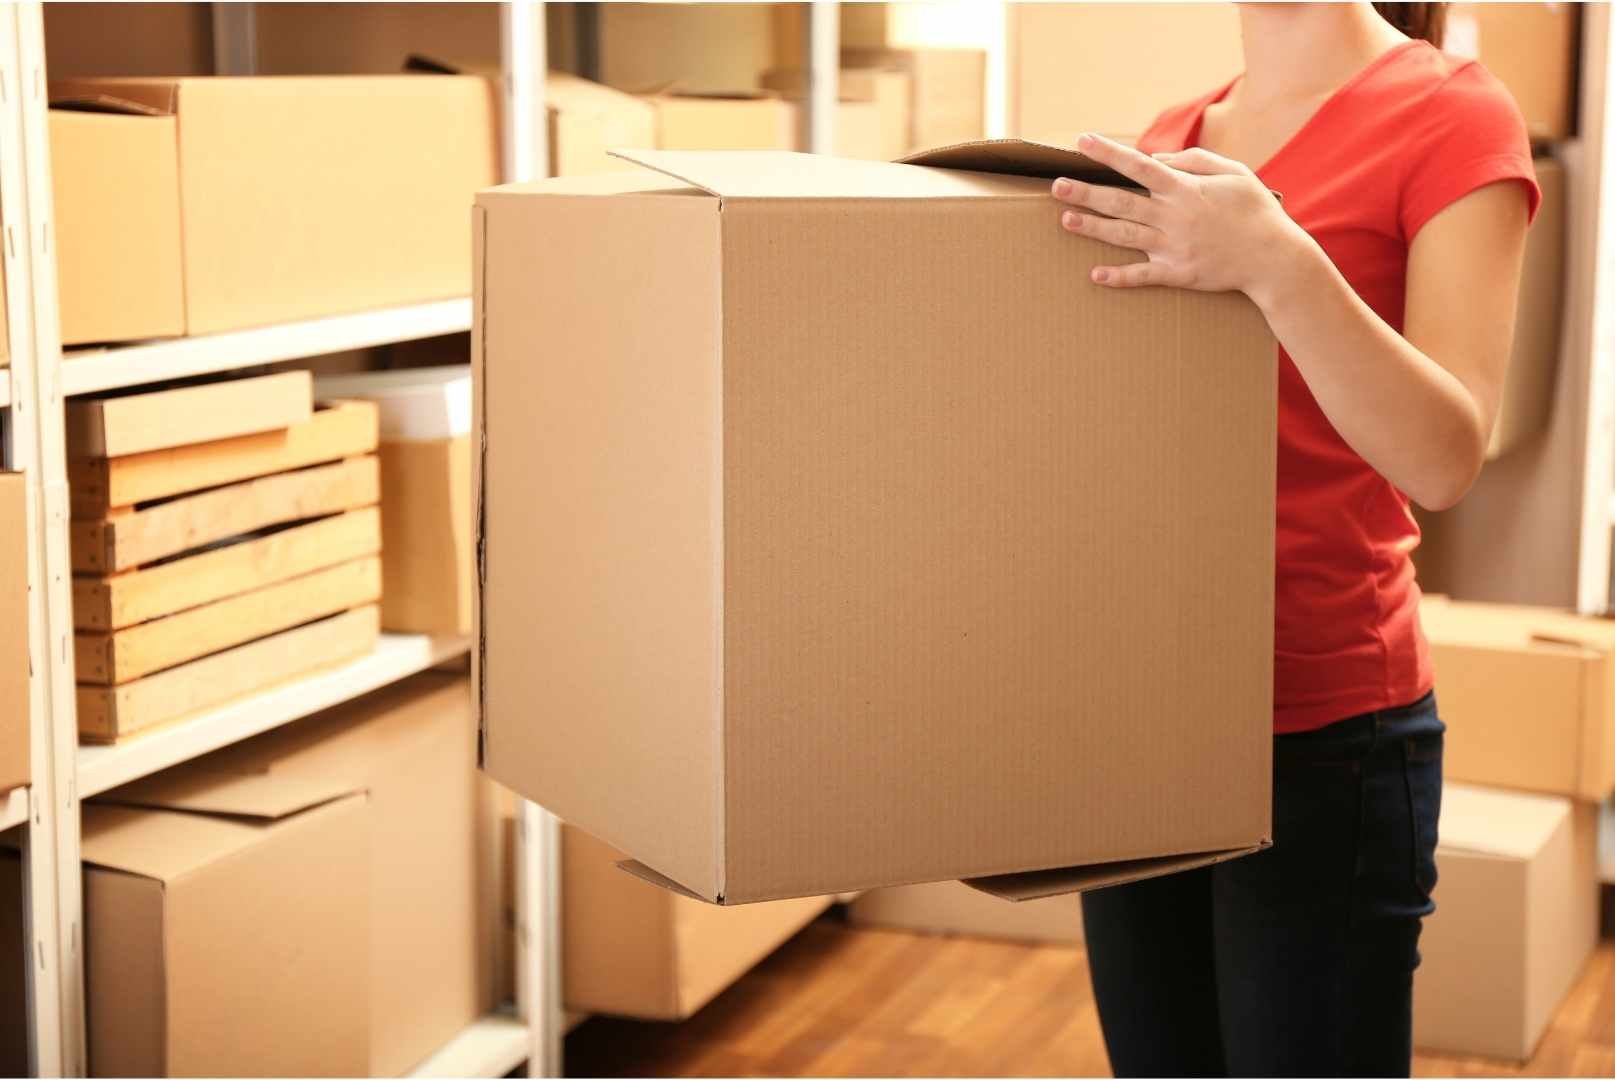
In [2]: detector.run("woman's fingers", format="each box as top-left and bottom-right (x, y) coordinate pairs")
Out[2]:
(1051, 176), (1157, 224)
(1075, 132), (1182, 193)
(1060, 210), (1160, 252)
(1091, 260), (1169, 289)
(1153, 147), (1245, 177)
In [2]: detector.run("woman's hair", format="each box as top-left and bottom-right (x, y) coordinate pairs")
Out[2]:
(1372, 2), (1448, 47)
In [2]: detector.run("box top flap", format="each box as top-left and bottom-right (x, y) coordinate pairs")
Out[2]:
(50, 78), (178, 117)
(1438, 782), (1568, 859)
(900, 138), (1123, 183)
(963, 843), (1269, 901)
(80, 802), (321, 882)
(314, 365), (471, 440)
(617, 859), (720, 903)
(608, 148), (1056, 199)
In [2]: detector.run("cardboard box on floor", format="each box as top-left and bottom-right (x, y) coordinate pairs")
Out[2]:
(315, 367), (473, 636)
(1447, 3), (1580, 142)
(1420, 597), (1615, 802)
(0, 474), (26, 796)
(98, 672), (495, 1077)
(474, 140), (1278, 906)
(49, 75), (498, 346)
(1489, 155), (1566, 460)
(759, 66), (913, 160)
(0, 792), (371, 1077)
(850, 880), (1083, 945)
(1414, 783), (1597, 1061)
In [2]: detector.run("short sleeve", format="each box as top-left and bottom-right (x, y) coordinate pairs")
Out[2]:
(1399, 62), (1541, 242)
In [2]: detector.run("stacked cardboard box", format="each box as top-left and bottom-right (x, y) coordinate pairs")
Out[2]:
(759, 66), (912, 160)
(474, 140), (1278, 907)
(1413, 596), (1606, 1059)
(644, 90), (797, 151)
(49, 75), (498, 345)
(0, 473), (26, 794)
(68, 373), (383, 743)
(849, 880), (1083, 945)
(314, 367), (473, 637)
(1446, 2), (1580, 143)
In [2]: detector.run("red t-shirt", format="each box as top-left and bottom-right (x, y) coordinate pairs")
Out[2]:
(1137, 41), (1540, 733)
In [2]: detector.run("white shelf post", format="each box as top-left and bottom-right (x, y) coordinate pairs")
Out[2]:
(807, 1), (838, 155)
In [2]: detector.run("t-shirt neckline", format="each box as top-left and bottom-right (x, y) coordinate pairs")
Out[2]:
(1189, 38), (1428, 177)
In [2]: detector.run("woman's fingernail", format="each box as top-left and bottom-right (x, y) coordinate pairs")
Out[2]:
(1053, 178), (1071, 198)
(1062, 210), (1080, 231)
(1077, 133), (1095, 150)
(1092, 267), (1109, 283)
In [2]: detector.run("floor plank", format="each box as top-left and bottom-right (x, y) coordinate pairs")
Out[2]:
(566, 914), (1615, 1077)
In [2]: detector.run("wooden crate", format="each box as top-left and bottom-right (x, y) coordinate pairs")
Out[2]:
(71, 455), (379, 574)
(69, 399), (378, 516)
(76, 556), (382, 686)
(77, 605), (381, 743)
(73, 507), (381, 631)
(66, 371), (312, 459)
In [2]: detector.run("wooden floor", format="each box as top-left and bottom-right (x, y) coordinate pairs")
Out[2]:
(565, 912), (1615, 1077)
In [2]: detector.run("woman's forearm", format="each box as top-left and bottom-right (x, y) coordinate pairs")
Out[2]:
(1250, 229), (1490, 511)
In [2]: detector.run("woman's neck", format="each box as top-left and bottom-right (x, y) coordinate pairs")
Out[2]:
(1233, 3), (1409, 109)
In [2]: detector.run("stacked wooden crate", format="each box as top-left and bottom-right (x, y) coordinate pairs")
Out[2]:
(68, 372), (384, 743)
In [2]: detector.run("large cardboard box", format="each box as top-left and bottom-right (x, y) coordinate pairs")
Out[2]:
(563, 824), (833, 1018)
(1420, 597), (1615, 801)
(1489, 155), (1566, 459)
(474, 141), (1277, 905)
(99, 672), (494, 1077)
(1414, 783), (1597, 1060)
(1010, 5), (1243, 143)
(50, 76), (498, 345)
(1447, 3), (1580, 142)
(760, 66), (913, 161)
(850, 880), (1083, 945)
(316, 367), (473, 636)
(0, 474), (26, 795)
(0, 793), (371, 1077)
(842, 47), (984, 151)
(648, 91), (797, 150)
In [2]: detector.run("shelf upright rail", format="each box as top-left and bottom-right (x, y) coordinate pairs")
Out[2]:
(7, 2), (86, 1072)
(0, 2), (66, 1072)
(496, 4), (562, 1077)
(1577, 4), (1615, 614)
(807, 1), (838, 154)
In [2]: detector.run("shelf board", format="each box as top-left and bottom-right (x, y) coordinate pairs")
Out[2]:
(61, 297), (473, 398)
(410, 1013), (530, 1079)
(78, 631), (470, 798)
(0, 787), (27, 832)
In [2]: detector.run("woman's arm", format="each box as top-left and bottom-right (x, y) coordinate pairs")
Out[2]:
(1052, 134), (1531, 511)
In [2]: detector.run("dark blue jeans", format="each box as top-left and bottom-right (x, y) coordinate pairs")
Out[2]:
(1081, 692), (1444, 1078)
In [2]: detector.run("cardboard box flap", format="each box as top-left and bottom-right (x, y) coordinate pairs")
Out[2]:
(49, 78), (179, 116)
(901, 137), (1122, 184)
(79, 802), (328, 882)
(616, 859), (719, 903)
(609, 148), (1051, 200)
(1438, 783), (1568, 859)
(98, 764), (358, 822)
(963, 843), (1270, 902)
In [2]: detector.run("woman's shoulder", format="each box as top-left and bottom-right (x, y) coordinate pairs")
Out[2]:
(1371, 41), (1525, 130)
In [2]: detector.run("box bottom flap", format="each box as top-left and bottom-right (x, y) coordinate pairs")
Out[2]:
(616, 859), (721, 904)
(964, 842), (1271, 902)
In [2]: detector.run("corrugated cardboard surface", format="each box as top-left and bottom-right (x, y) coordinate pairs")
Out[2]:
(1420, 597), (1615, 801)
(1489, 156), (1566, 460)
(49, 108), (185, 346)
(1414, 784), (1597, 1060)
(79, 796), (370, 1077)
(563, 825), (832, 1019)
(548, 71), (659, 176)
(379, 436), (472, 636)
(0, 474), (26, 794)
(1448, 3), (1579, 142)
(850, 880), (1083, 945)
(1010, 5), (1242, 143)
(477, 144), (1276, 905)
(100, 672), (493, 1077)
(51, 75), (498, 339)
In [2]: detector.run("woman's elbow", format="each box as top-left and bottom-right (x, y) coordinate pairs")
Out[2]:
(1409, 430), (1488, 513)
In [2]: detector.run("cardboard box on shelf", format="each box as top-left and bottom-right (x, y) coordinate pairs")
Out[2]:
(1447, 3), (1579, 142)
(65, 371), (313, 459)
(0, 474), (27, 795)
(315, 367), (473, 636)
(1420, 597), (1615, 802)
(1414, 783), (1597, 1060)
(849, 880), (1083, 945)
(647, 91), (796, 150)
(99, 672), (495, 1077)
(842, 47), (984, 151)
(49, 75), (498, 345)
(759, 66), (912, 160)
(474, 141), (1277, 905)
(0, 792), (371, 1076)
(778, 98), (886, 160)
(1489, 155), (1566, 460)
(596, 2), (781, 97)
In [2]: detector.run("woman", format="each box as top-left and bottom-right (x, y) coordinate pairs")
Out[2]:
(1050, 3), (1538, 1076)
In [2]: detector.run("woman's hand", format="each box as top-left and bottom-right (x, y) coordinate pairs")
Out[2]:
(1052, 132), (1309, 306)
